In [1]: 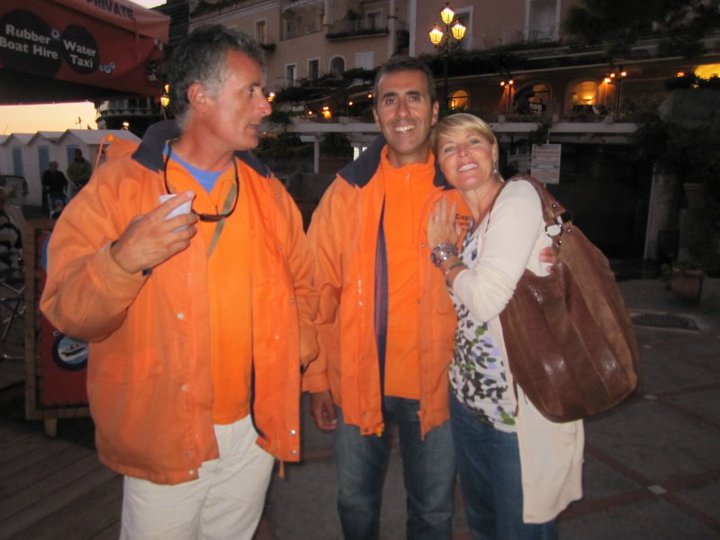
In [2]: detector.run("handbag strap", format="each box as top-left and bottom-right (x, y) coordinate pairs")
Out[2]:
(506, 174), (571, 249)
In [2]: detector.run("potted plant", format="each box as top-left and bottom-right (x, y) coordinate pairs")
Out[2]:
(662, 259), (704, 303)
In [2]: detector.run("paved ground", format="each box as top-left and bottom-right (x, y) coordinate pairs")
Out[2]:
(258, 278), (720, 539)
(1, 277), (719, 539)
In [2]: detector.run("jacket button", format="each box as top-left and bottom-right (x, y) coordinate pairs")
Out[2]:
(189, 469), (196, 476)
(180, 384), (188, 392)
(289, 429), (297, 436)
(177, 312), (185, 320)
(291, 450), (298, 456)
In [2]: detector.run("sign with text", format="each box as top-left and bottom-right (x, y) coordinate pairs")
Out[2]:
(0, 0), (169, 98)
(531, 143), (562, 184)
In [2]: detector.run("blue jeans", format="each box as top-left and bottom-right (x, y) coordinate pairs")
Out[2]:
(335, 397), (455, 540)
(450, 395), (557, 540)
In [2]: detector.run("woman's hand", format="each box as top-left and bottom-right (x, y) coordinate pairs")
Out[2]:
(428, 197), (460, 248)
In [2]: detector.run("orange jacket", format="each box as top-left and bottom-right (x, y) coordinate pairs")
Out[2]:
(40, 121), (317, 484)
(303, 136), (464, 437)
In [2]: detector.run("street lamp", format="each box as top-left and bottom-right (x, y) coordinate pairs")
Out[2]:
(499, 78), (514, 113)
(428, 3), (466, 110)
(605, 67), (627, 117)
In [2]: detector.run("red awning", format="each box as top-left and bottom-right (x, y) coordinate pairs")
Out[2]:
(0, 0), (170, 104)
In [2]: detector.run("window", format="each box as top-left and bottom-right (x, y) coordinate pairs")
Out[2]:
(11, 148), (23, 177)
(285, 15), (304, 39)
(330, 56), (345, 77)
(354, 51), (374, 71)
(454, 8), (472, 50)
(286, 64), (297, 86)
(527, 0), (557, 41)
(695, 63), (720, 79)
(515, 82), (550, 114)
(569, 80), (599, 108)
(530, 83), (550, 109)
(285, 19), (295, 39)
(256, 20), (266, 44)
(366, 10), (382, 31)
(449, 89), (470, 111)
(308, 58), (319, 81)
(38, 146), (50, 174)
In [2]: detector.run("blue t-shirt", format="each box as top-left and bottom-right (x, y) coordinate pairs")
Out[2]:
(163, 143), (226, 193)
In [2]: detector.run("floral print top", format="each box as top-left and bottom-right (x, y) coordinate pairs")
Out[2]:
(449, 227), (517, 432)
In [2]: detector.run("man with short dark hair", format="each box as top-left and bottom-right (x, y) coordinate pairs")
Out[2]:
(304, 56), (461, 540)
(41, 25), (316, 539)
(41, 160), (67, 215)
(66, 148), (92, 197)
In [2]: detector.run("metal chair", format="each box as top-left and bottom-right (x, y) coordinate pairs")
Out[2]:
(0, 267), (24, 343)
(0, 203), (26, 360)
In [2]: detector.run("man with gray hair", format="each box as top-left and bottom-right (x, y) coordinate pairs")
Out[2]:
(41, 25), (317, 539)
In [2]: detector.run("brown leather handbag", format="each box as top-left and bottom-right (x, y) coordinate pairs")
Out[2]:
(498, 175), (639, 422)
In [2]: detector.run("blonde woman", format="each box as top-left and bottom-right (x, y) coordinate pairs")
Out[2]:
(427, 113), (584, 540)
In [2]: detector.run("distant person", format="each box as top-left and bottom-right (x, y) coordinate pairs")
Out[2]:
(50, 198), (65, 220)
(66, 149), (92, 197)
(41, 161), (68, 215)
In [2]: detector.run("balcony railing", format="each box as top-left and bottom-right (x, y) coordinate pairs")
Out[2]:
(326, 19), (390, 40)
(527, 25), (556, 42)
(282, 21), (321, 41)
(502, 25), (556, 45)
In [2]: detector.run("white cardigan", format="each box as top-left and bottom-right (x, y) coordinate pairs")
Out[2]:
(452, 179), (584, 523)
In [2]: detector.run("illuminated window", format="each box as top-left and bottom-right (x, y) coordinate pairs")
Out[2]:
(568, 80), (599, 108)
(449, 89), (470, 111)
(515, 82), (550, 114)
(695, 64), (720, 79)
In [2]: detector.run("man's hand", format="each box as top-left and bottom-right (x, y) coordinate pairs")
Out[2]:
(539, 246), (556, 267)
(309, 390), (338, 431)
(110, 191), (199, 275)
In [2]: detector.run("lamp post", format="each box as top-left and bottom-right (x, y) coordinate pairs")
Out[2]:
(160, 84), (170, 120)
(604, 67), (627, 118)
(499, 77), (514, 114)
(428, 3), (466, 111)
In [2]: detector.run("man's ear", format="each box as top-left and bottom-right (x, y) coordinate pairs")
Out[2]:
(431, 100), (440, 127)
(187, 82), (209, 114)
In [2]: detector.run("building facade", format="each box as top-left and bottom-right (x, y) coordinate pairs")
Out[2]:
(157, 0), (720, 262)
